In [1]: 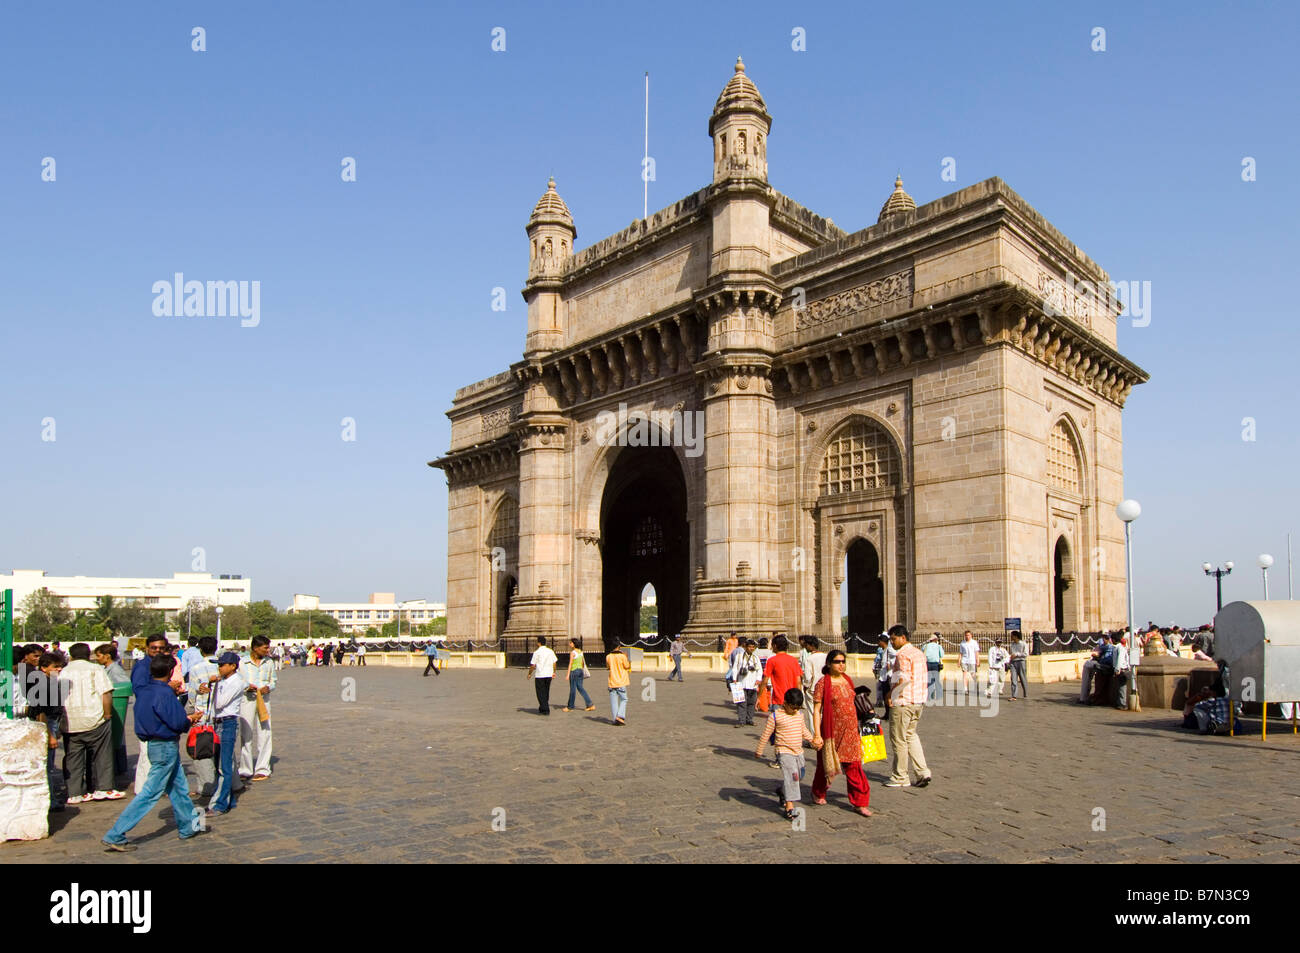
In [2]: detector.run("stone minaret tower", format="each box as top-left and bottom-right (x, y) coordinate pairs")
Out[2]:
(507, 178), (576, 642)
(523, 177), (575, 359)
(683, 57), (784, 640)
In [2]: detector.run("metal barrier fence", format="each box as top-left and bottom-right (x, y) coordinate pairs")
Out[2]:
(402, 630), (1121, 666)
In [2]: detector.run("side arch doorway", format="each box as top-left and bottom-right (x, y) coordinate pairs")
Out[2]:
(1053, 536), (1076, 633)
(600, 445), (689, 651)
(842, 538), (885, 643)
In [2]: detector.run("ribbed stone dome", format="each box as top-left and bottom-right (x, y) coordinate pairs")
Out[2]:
(528, 177), (575, 232)
(709, 56), (771, 134)
(877, 175), (917, 222)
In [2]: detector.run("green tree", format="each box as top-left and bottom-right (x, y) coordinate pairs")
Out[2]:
(248, 600), (279, 637)
(90, 595), (121, 636)
(278, 609), (339, 641)
(19, 588), (71, 640)
(412, 618), (446, 638)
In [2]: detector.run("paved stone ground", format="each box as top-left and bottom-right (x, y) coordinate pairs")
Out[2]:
(5, 665), (1300, 864)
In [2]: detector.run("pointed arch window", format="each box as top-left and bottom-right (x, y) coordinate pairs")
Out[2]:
(1047, 421), (1081, 494)
(818, 420), (899, 497)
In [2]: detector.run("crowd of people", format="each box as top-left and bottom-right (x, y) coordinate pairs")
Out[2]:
(9, 632), (281, 851)
(525, 625), (938, 820)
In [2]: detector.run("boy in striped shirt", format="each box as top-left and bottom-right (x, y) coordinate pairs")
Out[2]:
(755, 687), (820, 820)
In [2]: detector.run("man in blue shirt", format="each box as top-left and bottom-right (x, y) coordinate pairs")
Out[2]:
(102, 654), (206, 851)
(131, 634), (185, 794)
(180, 637), (204, 681)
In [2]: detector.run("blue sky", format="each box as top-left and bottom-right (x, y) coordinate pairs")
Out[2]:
(2, 0), (1297, 624)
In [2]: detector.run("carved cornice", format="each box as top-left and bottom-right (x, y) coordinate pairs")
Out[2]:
(511, 414), (570, 451)
(695, 285), (783, 319)
(696, 357), (774, 398)
(428, 436), (519, 486)
(538, 312), (705, 410)
(775, 284), (1148, 407)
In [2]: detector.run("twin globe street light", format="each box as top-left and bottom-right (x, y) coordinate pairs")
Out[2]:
(1202, 561), (1234, 612)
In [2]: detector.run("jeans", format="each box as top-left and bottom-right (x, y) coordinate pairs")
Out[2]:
(211, 718), (240, 813)
(736, 688), (757, 725)
(534, 676), (552, 714)
(668, 655), (683, 681)
(609, 686), (627, 721)
(1114, 672), (1129, 708)
(46, 722), (67, 809)
(104, 737), (198, 843)
(926, 663), (942, 703)
(423, 657), (440, 676)
(1009, 659), (1028, 698)
(567, 672), (592, 708)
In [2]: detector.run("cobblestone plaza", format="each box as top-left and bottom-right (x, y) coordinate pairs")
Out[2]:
(7, 666), (1299, 864)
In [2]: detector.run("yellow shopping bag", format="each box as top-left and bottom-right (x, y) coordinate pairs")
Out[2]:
(860, 720), (887, 763)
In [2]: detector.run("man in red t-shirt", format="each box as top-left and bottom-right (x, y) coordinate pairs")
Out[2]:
(764, 634), (804, 708)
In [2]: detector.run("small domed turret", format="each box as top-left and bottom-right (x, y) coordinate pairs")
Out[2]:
(877, 175), (917, 222)
(526, 178), (576, 277)
(709, 57), (771, 183)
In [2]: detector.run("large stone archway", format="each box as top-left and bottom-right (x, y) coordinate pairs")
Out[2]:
(599, 445), (690, 651)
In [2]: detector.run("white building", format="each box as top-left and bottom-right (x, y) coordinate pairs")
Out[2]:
(287, 592), (446, 637)
(2, 569), (252, 619)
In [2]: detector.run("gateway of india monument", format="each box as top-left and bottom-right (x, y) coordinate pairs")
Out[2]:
(431, 58), (1148, 652)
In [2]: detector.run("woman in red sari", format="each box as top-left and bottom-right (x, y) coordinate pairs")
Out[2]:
(811, 649), (872, 816)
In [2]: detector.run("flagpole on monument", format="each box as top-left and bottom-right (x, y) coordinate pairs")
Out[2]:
(643, 71), (649, 220)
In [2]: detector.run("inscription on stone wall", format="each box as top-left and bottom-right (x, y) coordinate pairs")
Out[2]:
(1037, 270), (1097, 327)
(796, 270), (913, 330)
(480, 404), (522, 434)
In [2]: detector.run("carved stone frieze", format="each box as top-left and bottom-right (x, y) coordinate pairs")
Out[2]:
(795, 269), (913, 331)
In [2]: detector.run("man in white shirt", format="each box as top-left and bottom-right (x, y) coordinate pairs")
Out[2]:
(206, 652), (247, 815)
(986, 640), (1009, 697)
(729, 640), (763, 726)
(528, 636), (558, 715)
(1112, 632), (1132, 709)
(60, 643), (122, 802)
(356, 641), (367, 666)
(238, 635), (277, 782)
(958, 631), (980, 696)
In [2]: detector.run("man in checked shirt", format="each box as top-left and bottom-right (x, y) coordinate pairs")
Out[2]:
(238, 635), (276, 782)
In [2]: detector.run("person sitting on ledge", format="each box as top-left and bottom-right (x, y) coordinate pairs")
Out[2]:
(1077, 634), (1114, 704)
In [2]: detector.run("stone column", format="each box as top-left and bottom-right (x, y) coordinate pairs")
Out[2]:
(503, 367), (569, 643)
(680, 291), (784, 641)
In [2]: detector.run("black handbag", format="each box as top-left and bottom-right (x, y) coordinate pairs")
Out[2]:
(853, 685), (876, 725)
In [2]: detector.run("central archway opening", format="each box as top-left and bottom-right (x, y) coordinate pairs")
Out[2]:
(842, 538), (884, 648)
(600, 444), (689, 652)
(640, 583), (658, 637)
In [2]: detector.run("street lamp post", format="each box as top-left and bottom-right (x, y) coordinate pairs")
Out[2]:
(215, 605), (224, 652)
(1202, 562), (1234, 613)
(1117, 500), (1141, 712)
(1258, 554), (1274, 600)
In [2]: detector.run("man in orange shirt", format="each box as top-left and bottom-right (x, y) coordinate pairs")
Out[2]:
(606, 645), (632, 726)
(885, 624), (932, 789)
(763, 635), (803, 712)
